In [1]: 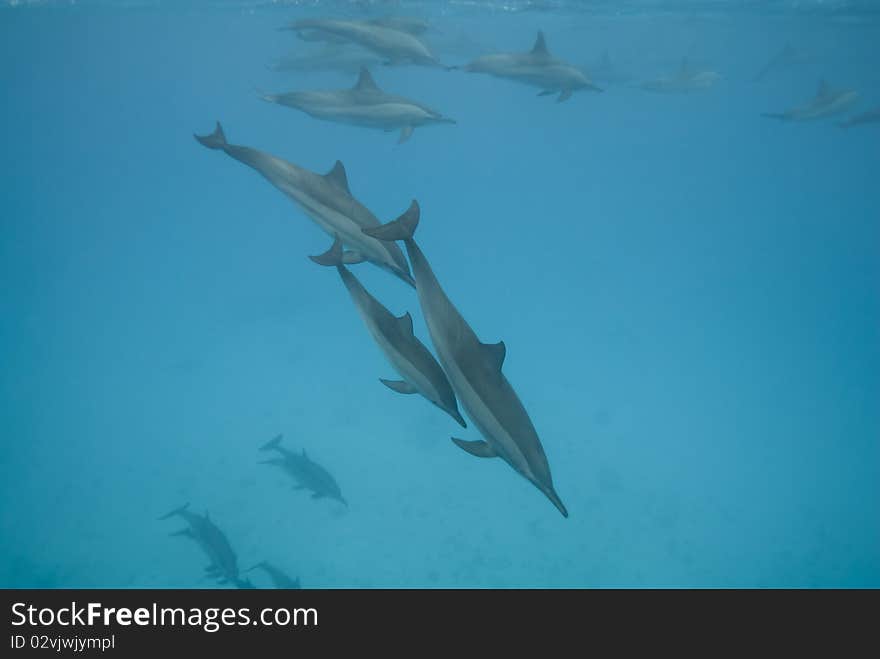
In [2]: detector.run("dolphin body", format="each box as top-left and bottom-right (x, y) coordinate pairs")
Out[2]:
(194, 123), (414, 287)
(286, 18), (441, 67)
(363, 202), (568, 518)
(640, 58), (721, 93)
(295, 16), (430, 44)
(310, 236), (466, 427)
(247, 561), (302, 589)
(762, 80), (860, 121)
(259, 434), (347, 506)
(839, 105), (880, 128)
(460, 31), (601, 102)
(261, 67), (456, 144)
(159, 504), (250, 588)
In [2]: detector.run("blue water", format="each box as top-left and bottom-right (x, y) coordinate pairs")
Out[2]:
(1, 1), (878, 588)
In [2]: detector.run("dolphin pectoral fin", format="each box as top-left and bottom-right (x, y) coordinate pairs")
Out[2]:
(451, 437), (498, 458)
(380, 378), (418, 394)
(537, 90), (555, 97)
(342, 250), (366, 265)
(557, 89), (572, 102)
(398, 126), (414, 144)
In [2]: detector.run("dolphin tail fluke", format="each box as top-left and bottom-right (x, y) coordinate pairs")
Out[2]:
(363, 200), (420, 242)
(194, 122), (228, 150)
(259, 434), (284, 451)
(309, 236), (344, 267)
(158, 502), (190, 521)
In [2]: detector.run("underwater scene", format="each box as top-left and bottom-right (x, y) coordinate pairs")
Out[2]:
(1, 0), (878, 589)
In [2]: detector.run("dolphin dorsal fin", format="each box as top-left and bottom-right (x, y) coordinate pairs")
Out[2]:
(354, 67), (380, 92)
(324, 160), (350, 193)
(396, 312), (414, 336)
(816, 79), (832, 98)
(531, 30), (549, 56)
(481, 340), (506, 371)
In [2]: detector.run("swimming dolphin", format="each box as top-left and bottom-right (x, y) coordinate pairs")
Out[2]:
(639, 57), (721, 93)
(310, 236), (466, 427)
(259, 434), (347, 507)
(762, 80), (860, 121)
(839, 105), (880, 128)
(363, 202), (568, 517)
(246, 561), (302, 589)
(260, 67), (456, 144)
(159, 503), (251, 588)
(460, 30), (601, 102)
(194, 122), (414, 287)
(294, 16), (430, 44)
(284, 18), (441, 67)
(269, 44), (384, 75)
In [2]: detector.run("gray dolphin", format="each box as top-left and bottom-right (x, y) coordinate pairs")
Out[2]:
(159, 503), (250, 588)
(363, 202), (568, 517)
(260, 67), (456, 144)
(460, 30), (601, 102)
(639, 57), (721, 93)
(194, 122), (414, 287)
(310, 236), (466, 427)
(246, 561), (301, 589)
(259, 434), (347, 507)
(762, 80), (860, 122)
(294, 16), (430, 44)
(839, 105), (880, 128)
(285, 18), (441, 67)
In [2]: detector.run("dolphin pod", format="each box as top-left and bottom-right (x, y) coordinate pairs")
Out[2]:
(260, 66), (456, 144)
(363, 202), (569, 518)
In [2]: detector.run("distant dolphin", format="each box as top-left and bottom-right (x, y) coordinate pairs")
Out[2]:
(311, 236), (466, 427)
(753, 42), (807, 82)
(159, 503), (250, 588)
(762, 80), (860, 121)
(460, 30), (601, 102)
(363, 202), (568, 517)
(269, 45), (384, 75)
(294, 16), (430, 43)
(246, 561), (301, 589)
(260, 67), (456, 144)
(194, 122), (414, 287)
(285, 18), (442, 67)
(640, 57), (721, 93)
(839, 105), (880, 128)
(259, 434), (347, 506)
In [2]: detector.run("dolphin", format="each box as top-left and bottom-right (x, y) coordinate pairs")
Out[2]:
(284, 18), (441, 67)
(260, 67), (456, 144)
(294, 16), (430, 43)
(460, 30), (601, 102)
(246, 561), (302, 589)
(269, 44), (384, 75)
(310, 236), (466, 427)
(762, 80), (860, 121)
(839, 105), (880, 128)
(194, 122), (414, 287)
(159, 503), (251, 588)
(639, 57), (721, 93)
(259, 434), (347, 507)
(363, 202), (568, 517)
